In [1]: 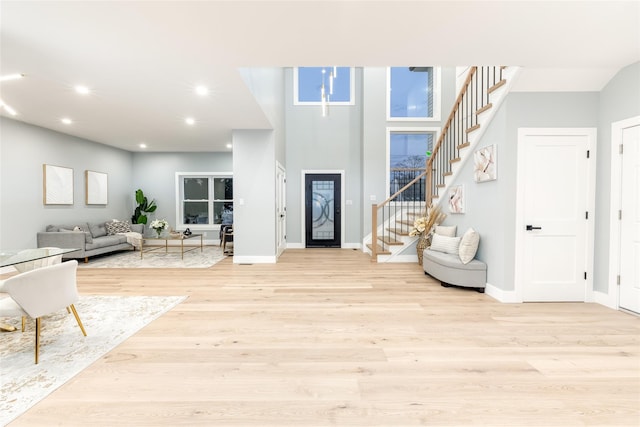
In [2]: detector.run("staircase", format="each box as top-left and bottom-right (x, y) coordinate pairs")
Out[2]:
(366, 66), (519, 262)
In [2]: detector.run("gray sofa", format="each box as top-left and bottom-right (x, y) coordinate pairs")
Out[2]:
(423, 248), (487, 293)
(37, 221), (143, 263)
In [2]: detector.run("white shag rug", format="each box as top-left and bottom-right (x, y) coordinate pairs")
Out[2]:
(0, 295), (187, 426)
(77, 245), (226, 268)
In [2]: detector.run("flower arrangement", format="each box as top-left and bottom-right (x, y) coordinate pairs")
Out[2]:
(409, 205), (446, 238)
(150, 218), (169, 237)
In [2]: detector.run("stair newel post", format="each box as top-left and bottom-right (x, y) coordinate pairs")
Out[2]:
(371, 204), (378, 262)
(426, 156), (433, 208)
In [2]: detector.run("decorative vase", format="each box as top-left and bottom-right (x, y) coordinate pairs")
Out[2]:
(416, 232), (430, 266)
(155, 228), (162, 238)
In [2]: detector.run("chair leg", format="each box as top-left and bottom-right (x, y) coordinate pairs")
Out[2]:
(35, 317), (40, 364)
(22, 316), (26, 332)
(69, 304), (87, 336)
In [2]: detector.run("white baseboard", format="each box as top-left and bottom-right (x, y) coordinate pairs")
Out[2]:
(593, 289), (617, 310)
(233, 255), (276, 264)
(287, 243), (304, 249)
(286, 243), (362, 249)
(485, 282), (520, 303)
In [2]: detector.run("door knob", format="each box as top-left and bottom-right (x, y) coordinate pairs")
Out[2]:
(526, 225), (542, 231)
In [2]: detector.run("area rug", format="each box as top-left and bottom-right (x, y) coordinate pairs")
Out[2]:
(77, 245), (226, 268)
(0, 295), (187, 426)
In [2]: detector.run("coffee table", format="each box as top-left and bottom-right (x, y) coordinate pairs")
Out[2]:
(140, 233), (203, 259)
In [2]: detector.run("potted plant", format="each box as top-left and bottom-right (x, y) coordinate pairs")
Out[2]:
(131, 189), (157, 224)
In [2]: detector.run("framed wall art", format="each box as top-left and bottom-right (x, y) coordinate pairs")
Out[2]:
(85, 170), (108, 205)
(448, 185), (464, 214)
(43, 164), (74, 205)
(473, 144), (497, 182)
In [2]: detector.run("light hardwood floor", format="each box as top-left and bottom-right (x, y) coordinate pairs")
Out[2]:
(11, 249), (640, 426)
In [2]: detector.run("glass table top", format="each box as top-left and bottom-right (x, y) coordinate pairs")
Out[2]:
(0, 248), (79, 268)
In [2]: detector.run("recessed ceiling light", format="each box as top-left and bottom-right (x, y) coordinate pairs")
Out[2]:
(0, 99), (17, 116)
(226, 143), (232, 149)
(185, 117), (195, 125)
(139, 143), (147, 149)
(0, 73), (24, 82)
(195, 85), (209, 96)
(61, 118), (72, 125)
(75, 85), (90, 95)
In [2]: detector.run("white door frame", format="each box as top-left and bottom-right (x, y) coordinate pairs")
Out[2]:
(300, 169), (345, 249)
(276, 161), (286, 258)
(607, 116), (640, 310)
(514, 128), (597, 303)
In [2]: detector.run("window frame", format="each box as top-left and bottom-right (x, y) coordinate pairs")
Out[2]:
(386, 67), (441, 122)
(386, 127), (440, 202)
(175, 172), (233, 231)
(293, 67), (356, 106)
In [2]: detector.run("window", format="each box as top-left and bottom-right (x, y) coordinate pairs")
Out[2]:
(387, 67), (440, 121)
(294, 67), (355, 105)
(176, 173), (233, 228)
(387, 128), (438, 200)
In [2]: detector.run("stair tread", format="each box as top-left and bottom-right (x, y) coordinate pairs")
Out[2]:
(465, 124), (481, 133)
(387, 227), (410, 236)
(366, 243), (391, 255)
(488, 79), (506, 94)
(449, 157), (461, 164)
(378, 236), (404, 246)
(458, 142), (470, 150)
(475, 103), (493, 115)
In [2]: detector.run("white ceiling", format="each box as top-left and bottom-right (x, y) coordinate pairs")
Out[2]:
(1, 1), (638, 152)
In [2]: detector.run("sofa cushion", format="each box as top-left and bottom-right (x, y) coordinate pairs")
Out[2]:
(423, 249), (486, 271)
(105, 220), (132, 235)
(85, 235), (127, 250)
(60, 228), (93, 244)
(88, 222), (107, 238)
(459, 227), (480, 264)
(430, 233), (461, 255)
(435, 225), (457, 237)
(46, 222), (89, 233)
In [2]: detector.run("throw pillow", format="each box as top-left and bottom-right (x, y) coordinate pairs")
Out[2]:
(89, 222), (108, 238)
(430, 233), (462, 255)
(434, 225), (457, 237)
(105, 220), (132, 235)
(459, 227), (480, 264)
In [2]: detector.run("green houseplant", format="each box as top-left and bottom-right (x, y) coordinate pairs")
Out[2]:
(131, 189), (157, 224)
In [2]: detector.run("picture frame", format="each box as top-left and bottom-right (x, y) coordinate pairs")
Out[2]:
(43, 164), (74, 205)
(448, 185), (464, 214)
(85, 170), (108, 205)
(473, 144), (497, 182)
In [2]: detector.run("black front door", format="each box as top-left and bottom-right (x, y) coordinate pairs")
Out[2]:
(305, 174), (341, 248)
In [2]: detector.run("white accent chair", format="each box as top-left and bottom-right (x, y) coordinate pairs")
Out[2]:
(0, 260), (87, 363)
(0, 247), (63, 332)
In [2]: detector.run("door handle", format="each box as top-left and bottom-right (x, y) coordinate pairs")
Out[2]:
(526, 225), (542, 231)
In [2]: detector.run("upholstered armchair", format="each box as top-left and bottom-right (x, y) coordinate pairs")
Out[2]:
(0, 261), (87, 363)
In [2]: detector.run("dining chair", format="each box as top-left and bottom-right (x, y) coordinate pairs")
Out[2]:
(0, 260), (87, 364)
(220, 224), (234, 254)
(0, 247), (64, 331)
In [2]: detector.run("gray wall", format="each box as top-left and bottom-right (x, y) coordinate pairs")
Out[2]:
(232, 129), (276, 261)
(131, 151), (233, 237)
(442, 92), (599, 290)
(0, 117), (133, 249)
(594, 61), (640, 294)
(284, 68), (363, 246)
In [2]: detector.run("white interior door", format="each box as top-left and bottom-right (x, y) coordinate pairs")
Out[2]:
(519, 130), (593, 302)
(619, 124), (640, 313)
(276, 163), (286, 258)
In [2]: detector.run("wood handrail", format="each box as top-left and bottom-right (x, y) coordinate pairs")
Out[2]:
(427, 67), (477, 172)
(375, 170), (427, 210)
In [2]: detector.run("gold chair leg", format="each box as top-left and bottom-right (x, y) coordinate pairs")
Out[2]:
(69, 304), (87, 336)
(66, 306), (71, 314)
(22, 316), (26, 332)
(35, 317), (40, 364)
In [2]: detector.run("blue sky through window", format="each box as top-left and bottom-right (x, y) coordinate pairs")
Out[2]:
(390, 132), (433, 168)
(297, 67), (352, 103)
(389, 67), (433, 118)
